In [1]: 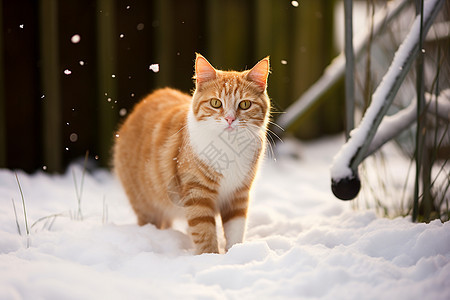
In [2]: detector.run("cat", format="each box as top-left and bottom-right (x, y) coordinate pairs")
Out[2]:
(113, 54), (271, 254)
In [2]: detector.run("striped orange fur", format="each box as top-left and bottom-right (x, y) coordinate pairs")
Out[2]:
(113, 54), (271, 254)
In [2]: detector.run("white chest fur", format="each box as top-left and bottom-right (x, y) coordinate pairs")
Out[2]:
(187, 111), (261, 205)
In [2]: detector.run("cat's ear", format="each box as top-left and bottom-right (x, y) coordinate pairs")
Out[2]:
(195, 53), (216, 86)
(247, 57), (270, 91)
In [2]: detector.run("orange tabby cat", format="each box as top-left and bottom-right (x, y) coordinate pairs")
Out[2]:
(113, 54), (270, 254)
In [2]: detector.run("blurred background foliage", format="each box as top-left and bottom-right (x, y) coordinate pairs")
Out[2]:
(0, 0), (344, 173)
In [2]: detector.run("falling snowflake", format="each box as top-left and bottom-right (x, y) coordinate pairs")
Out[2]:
(281, 60), (288, 65)
(71, 34), (81, 44)
(69, 133), (78, 142)
(119, 108), (127, 117)
(291, 1), (299, 7)
(64, 69), (72, 75)
(149, 64), (159, 73)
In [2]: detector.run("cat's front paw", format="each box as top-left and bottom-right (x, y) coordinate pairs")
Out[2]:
(195, 244), (220, 255)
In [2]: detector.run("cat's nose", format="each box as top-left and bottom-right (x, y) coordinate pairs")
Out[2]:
(225, 116), (235, 125)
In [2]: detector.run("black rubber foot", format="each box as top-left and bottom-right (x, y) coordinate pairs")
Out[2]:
(331, 175), (361, 201)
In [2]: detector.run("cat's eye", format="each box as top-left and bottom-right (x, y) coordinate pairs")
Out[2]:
(239, 100), (252, 110)
(210, 98), (222, 108)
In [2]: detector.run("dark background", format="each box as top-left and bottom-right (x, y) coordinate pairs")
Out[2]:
(0, 0), (344, 173)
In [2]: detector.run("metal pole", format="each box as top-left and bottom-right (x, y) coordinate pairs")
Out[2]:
(344, 0), (355, 141)
(413, 0), (425, 222)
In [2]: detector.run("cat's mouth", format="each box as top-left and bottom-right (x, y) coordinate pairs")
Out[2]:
(224, 120), (240, 131)
(221, 119), (237, 131)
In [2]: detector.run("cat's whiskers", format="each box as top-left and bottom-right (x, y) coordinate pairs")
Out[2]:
(241, 123), (275, 161)
(268, 120), (285, 135)
(244, 122), (276, 161)
(245, 119), (283, 144)
(266, 127), (283, 144)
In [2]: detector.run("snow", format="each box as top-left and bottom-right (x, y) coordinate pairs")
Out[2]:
(367, 89), (450, 157)
(149, 64), (160, 73)
(70, 34), (81, 44)
(1, 136), (449, 299)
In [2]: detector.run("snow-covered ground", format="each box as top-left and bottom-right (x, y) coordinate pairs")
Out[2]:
(1, 136), (449, 300)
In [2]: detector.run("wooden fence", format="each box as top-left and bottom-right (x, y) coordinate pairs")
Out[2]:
(0, 0), (343, 173)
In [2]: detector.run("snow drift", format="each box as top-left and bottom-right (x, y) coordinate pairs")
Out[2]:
(1, 136), (449, 299)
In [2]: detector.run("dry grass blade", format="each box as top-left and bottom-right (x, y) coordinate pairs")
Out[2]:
(11, 198), (22, 236)
(72, 150), (90, 220)
(15, 172), (29, 236)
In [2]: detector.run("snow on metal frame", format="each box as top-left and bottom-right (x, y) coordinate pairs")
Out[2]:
(275, 0), (410, 135)
(330, 0), (445, 199)
(366, 89), (450, 158)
